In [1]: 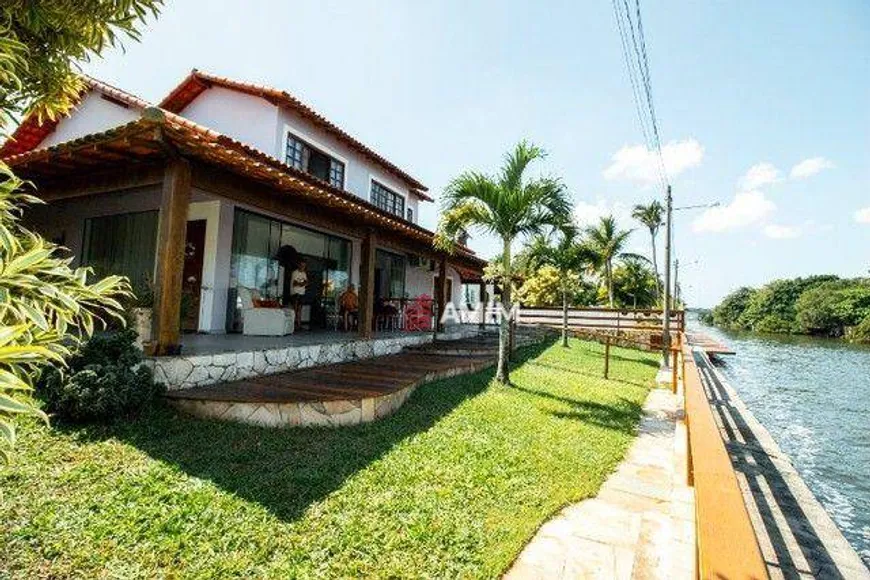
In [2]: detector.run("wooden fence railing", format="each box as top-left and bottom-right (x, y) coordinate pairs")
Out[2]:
(680, 337), (768, 579)
(517, 307), (685, 332)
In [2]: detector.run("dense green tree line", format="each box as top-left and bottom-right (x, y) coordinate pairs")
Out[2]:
(701, 276), (870, 343)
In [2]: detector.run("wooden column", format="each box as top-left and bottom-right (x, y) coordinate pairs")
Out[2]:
(436, 255), (447, 333)
(478, 281), (487, 329)
(152, 159), (191, 355)
(358, 229), (376, 339)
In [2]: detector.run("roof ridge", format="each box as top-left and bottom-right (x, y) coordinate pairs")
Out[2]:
(81, 74), (154, 110)
(0, 74), (153, 158)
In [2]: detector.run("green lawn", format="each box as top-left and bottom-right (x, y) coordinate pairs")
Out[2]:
(1, 338), (658, 579)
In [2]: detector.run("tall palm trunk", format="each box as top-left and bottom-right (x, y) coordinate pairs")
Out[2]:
(496, 238), (512, 384)
(649, 229), (660, 300)
(606, 260), (615, 307)
(561, 286), (569, 347)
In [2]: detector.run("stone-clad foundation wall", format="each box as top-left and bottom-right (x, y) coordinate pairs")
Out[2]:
(169, 363), (490, 429)
(147, 327), (481, 391)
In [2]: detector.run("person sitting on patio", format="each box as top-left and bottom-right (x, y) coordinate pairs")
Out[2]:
(290, 259), (308, 331)
(338, 284), (359, 331)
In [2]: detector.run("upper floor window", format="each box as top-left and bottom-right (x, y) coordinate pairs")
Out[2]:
(371, 180), (405, 218)
(285, 132), (345, 189)
(407, 207), (414, 223)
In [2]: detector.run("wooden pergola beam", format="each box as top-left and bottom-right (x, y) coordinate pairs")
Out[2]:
(151, 158), (191, 355)
(436, 255), (447, 332)
(358, 229), (377, 339)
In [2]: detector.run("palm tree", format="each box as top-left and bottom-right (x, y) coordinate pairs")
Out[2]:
(436, 141), (572, 384)
(631, 201), (664, 300)
(582, 216), (640, 307)
(613, 256), (658, 308)
(526, 226), (594, 347)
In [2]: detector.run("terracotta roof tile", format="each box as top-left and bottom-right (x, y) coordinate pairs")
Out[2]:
(0, 76), (152, 158)
(2, 108), (484, 271)
(160, 69), (432, 200)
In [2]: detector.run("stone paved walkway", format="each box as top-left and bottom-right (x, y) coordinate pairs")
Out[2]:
(505, 388), (695, 579)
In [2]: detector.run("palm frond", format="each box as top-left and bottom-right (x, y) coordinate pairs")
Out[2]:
(499, 140), (546, 193)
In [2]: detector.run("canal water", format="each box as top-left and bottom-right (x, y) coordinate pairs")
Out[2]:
(691, 316), (870, 566)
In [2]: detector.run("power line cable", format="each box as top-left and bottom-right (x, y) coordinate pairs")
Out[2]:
(611, 0), (669, 193)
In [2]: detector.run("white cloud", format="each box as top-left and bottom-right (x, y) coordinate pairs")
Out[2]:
(573, 199), (632, 228)
(739, 162), (781, 190)
(603, 138), (704, 185)
(790, 157), (835, 179)
(692, 190), (776, 233)
(855, 207), (870, 224)
(763, 224), (801, 239)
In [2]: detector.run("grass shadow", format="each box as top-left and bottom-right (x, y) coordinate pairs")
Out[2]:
(508, 383), (643, 433)
(526, 359), (651, 389)
(56, 339), (554, 524)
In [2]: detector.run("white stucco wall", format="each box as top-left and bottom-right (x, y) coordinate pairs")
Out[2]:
(274, 106), (422, 220)
(404, 263), (462, 305)
(180, 86), (280, 155)
(175, 86), (424, 222)
(41, 91), (141, 148)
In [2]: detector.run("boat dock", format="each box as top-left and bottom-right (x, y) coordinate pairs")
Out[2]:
(685, 331), (736, 355)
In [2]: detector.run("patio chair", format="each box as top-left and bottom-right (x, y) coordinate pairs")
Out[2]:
(237, 287), (295, 336)
(404, 295), (433, 331)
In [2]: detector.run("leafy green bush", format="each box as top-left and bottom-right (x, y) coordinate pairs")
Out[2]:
(847, 315), (870, 344)
(737, 276), (837, 333)
(710, 287), (756, 328)
(36, 329), (163, 422)
(796, 280), (870, 336)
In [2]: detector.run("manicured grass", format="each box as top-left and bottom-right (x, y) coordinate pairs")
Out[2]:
(1, 338), (658, 579)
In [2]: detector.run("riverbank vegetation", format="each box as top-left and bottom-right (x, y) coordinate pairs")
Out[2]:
(701, 276), (870, 342)
(1, 339), (656, 578)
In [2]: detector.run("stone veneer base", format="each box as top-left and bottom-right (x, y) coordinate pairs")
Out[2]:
(168, 360), (493, 429)
(147, 327), (480, 391)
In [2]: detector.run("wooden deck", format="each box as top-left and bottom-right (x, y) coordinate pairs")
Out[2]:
(164, 332), (550, 428)
(685, 331), (735, 355)
(166, 343), (495, 405)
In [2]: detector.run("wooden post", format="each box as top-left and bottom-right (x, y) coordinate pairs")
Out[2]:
(672, 347), (679, 393)
(604, 336), (611, 379)
(152, 159), (191, 356)
(358, 229), (376, 339)
(436, 255), (447, 333)
(478, 281), (487, 330)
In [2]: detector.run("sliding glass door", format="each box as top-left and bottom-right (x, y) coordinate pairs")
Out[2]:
(81, 210), (158, 289)
(227, 210), (352, 332)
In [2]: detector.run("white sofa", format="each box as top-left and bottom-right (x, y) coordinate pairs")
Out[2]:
(237, 287), (295, 336)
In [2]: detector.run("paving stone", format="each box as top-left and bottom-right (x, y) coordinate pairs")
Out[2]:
(508, 388), (695, 579)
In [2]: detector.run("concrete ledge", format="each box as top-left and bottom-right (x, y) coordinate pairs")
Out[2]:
(148, 326), (480, 391)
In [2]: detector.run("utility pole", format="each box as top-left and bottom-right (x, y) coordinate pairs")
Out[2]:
(673, 258), (680, 309)
(662, 185), (672, 367)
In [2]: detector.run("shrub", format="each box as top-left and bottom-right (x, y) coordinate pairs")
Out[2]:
(36, 329), (163, 422)
(711, 287), (756, 328)
(796, 280), (870, 336)
(847, 315), (870, 344)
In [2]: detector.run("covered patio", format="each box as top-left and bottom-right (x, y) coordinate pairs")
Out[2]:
(6, 106), (488, 361)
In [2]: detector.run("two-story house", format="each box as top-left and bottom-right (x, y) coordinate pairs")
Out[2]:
(1, 71), (486, 356)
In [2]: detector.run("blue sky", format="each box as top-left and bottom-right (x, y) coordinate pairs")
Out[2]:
(81, 0), (869, 307)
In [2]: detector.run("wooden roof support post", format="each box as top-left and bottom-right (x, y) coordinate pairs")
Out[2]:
(436, 255), (448, 333)
(152, 158), (191, 355)
(478, 281), (487, 330)
(358, 229), (376, 340)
